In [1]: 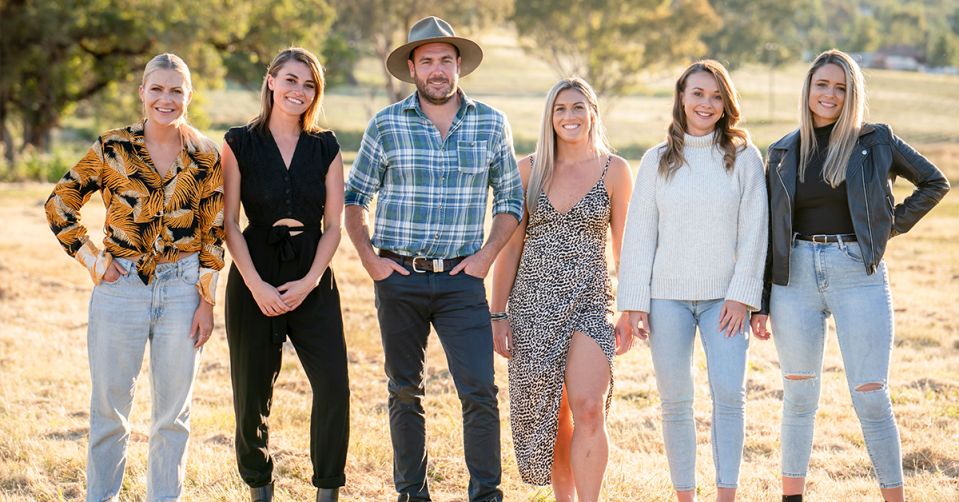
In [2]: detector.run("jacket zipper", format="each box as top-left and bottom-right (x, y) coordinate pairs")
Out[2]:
(776, 157), (792, 229)
(861, 169), (876, 268)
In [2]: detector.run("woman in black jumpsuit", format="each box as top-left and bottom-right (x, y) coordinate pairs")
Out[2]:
(222, 47), (348, 502)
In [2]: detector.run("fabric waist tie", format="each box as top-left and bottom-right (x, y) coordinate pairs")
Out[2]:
(248, 222), (321, 344)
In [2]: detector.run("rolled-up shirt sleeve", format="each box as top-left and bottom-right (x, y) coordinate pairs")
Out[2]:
(345, 118), (387, 210)
(45, 139), (114, 285)
(488, 118), (524, 222)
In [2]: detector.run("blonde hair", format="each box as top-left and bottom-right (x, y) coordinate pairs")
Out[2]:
(249, 47), (326, 136)
(527, 78), (611, 214)
(658, 60), (749, 180)
(799, 49), (867, 187)
(141, 53), (217, 154)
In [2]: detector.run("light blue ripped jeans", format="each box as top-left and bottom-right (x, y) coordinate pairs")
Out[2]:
(771, 238), (902, 489)
(648, 298), (750, 492)
(86, 254), (203, 501)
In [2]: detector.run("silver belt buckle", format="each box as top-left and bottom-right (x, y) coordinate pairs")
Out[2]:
(412, 257), (428, 273)
(411, 257), (445, 273)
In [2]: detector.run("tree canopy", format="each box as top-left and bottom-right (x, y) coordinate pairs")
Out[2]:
(3, 0), (958, 162)
(511, 0), (719, 97)
(1, 0), (335, 154)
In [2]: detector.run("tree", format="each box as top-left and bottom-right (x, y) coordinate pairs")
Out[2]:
(329, 0), (513, 103)
(928, 29), (959, 67)
(846, 14), (883, 53)
(703, 0), (806, 67)
(0, 0), (335, 154)
(510, 0), (720, 98)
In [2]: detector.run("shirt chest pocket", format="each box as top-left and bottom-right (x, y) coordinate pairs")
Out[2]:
(456, 140), (488, 175)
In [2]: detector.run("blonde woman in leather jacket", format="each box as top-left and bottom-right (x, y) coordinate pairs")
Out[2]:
(751, 50), (950, 502)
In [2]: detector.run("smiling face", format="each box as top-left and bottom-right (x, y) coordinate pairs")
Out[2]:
(267, 60), (317, 119)
(139, 69), (191, 128)
(681, 71), (724, 137)
(808, 63), (846, 127)
(408, 42), (460, 106)
(551, 88), (592, 145)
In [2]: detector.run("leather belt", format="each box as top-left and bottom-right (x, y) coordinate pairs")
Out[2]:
(379, 249), (466, 273)
(795, 233), (857, 243)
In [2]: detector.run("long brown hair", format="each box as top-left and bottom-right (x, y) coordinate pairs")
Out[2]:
(658, 60), (749, 180)
(527, 78), (611, 214)
(141, 53), (217, 153)
(799, 50), (866, 187)
(249, 47), (326, 136)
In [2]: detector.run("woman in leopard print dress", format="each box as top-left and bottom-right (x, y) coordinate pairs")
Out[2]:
(491, 78), (635, 501)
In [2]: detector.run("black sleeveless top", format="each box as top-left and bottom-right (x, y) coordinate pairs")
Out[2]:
(225, 125), (340, 228)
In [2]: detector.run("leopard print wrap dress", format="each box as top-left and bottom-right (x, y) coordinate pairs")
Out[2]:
(506, 156), (616, 485)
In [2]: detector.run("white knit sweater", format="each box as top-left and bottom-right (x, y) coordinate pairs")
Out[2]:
(617, 133), (768, 312)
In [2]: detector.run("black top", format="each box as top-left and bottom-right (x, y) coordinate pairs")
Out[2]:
(225, 125), (339, 229)
(793, 122), (855, 235)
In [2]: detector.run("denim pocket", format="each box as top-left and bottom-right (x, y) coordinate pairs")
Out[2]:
(101, 258), (134, 285)
(841, 242), (866, 263)
(457, 140), (488, 175)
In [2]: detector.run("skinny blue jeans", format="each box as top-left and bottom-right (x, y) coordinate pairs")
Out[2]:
(648, 298), (750, 491)
(771, 238), (903, 489)
(85, 254), (203, 501)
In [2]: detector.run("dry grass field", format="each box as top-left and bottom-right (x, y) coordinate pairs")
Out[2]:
(2, 32), (959, 501)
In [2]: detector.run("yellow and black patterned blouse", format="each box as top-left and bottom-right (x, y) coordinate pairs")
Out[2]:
(45, 120), (225, 305)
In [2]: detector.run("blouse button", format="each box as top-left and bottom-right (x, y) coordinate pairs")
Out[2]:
(284, 176), (290, 182)
(862, 150), (867, 155)
(471, 142), (475, 146)
(285, 188), (291, 194)
(285, 199), (291, 204)
(287, 211), (292, 216)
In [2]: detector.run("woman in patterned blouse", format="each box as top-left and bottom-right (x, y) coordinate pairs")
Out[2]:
(45, 53), (224, 501)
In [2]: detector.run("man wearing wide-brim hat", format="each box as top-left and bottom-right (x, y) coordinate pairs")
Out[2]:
(344, 15), (522, 502)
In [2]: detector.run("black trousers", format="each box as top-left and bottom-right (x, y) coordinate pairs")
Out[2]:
(374, 267), (503, 502)
(225, 226), (350, 488)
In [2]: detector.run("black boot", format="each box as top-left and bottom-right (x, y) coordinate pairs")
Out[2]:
(316, 487), (339, 502)
(250, 484), (274, 502)
(783, 495), (803, 502)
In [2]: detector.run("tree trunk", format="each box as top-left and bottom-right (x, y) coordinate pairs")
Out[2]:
(0, 100), (14, 163)
(23, 117), (54, 151)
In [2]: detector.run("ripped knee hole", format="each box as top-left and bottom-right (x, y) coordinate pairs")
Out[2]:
(855, 382), (883, 392)
(785, 374), (815, 381)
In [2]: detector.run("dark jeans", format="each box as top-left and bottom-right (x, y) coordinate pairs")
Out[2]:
(374, 268), (503, 502)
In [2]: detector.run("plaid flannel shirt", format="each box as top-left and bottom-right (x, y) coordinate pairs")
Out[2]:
(345, 90), (523, 259)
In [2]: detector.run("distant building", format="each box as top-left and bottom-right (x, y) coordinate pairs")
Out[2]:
(850, 45), (924, 72)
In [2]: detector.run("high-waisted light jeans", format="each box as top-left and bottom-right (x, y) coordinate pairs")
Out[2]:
(648, 298), (750, 491)
(85, 254), (203, 501)
(771, 238), (902, 489)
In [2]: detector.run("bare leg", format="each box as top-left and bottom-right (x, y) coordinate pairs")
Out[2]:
(676, 489), (696, 502)
(717, 487), (736, 501)
(783, 476), (805, 496)
(552, 387), (575, 502)
(565, 331), (611, 502)
(881, 487), (904, 502)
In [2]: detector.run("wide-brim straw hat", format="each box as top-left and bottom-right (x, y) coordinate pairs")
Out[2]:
(386, 16), (483, 84)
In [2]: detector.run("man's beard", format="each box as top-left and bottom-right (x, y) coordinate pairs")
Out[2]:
(414, 73), (457, 106)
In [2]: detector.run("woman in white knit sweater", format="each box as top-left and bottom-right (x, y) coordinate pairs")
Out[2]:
(617, 60), (768, 502)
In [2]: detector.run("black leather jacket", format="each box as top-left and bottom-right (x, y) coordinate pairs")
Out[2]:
(759, 123), (950, 314)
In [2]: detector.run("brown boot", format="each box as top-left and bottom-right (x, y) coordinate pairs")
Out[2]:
(316, 488), (339, 502)
(250, 484), (274, 502)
